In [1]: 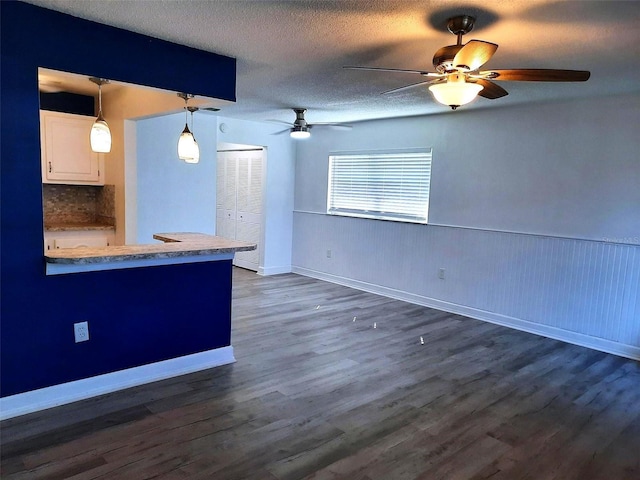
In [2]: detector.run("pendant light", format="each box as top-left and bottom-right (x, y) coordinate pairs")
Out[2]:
(428, 73), (483, 110)
(177, 93), (200, 163)
(89, 77), (112, 153)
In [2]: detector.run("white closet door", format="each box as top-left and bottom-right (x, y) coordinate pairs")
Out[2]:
(215, 153), (226, 237)
(216, 148), (264, 272)
(216, 152), (238, 240)
(235, 150), (263, 270)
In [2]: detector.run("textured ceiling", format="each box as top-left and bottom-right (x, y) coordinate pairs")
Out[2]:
(25, 0), (640, 125)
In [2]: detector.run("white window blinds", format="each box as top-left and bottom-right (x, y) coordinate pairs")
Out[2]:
(327, 149), (432, 224)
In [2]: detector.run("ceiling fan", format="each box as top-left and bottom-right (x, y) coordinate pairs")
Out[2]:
(345, 15), (590, 110)
(272, 108), (352, 139)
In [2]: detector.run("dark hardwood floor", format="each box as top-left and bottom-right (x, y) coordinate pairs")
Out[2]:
(2, 267), (639, 479)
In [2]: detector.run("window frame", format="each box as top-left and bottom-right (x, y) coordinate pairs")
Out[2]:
(326, 148), (432, 225)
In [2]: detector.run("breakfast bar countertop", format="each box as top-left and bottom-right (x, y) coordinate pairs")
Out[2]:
(45, 232), (256, 265)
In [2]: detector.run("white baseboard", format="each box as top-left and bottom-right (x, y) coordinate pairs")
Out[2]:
(0, 346), (235, 421)
(258, 265), (292, 276)
(292, 266), (640, 361)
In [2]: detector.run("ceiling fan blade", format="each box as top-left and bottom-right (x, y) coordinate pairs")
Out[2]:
(266, 119), (294, 126)
(381, 79), (441, 95)
(480, 69), (591, 82)
(344, 66), (439, 76)
(470, 79), (509, 99)
(312, 123), (353, 131)
(452, 40), (498, 71)
(270, 128), (291, 135)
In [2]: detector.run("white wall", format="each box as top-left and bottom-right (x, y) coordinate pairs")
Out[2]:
(135, 112), (218, 244)
(292, 93), (640, 359)
(104, 85), (199, 245)
(132, 113), (296, 274)
(296, 95), (640, 242)
(216, 117), (296, 275)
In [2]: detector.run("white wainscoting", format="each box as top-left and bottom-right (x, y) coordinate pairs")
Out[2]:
(292, 212), (640, 359)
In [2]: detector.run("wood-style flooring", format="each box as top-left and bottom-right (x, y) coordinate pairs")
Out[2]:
(2, 268), (639, 479)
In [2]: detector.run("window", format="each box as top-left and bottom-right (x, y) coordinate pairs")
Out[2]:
(327, 149), (432, 224)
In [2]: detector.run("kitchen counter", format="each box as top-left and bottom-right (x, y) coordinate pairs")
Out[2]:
(44, 232), (256, 275)
(45, 223), (115, 232)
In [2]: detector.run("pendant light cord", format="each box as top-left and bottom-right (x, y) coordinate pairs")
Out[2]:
(98, 83), (103, 116)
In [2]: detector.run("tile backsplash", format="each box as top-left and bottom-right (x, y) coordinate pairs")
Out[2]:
(43, 184), (115, 226)
(96, 185), (116, 225)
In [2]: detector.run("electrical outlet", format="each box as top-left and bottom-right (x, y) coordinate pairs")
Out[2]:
(74, 321), (89, 343)
(326, 249), (332, 258)
(438, 268), (445, 280)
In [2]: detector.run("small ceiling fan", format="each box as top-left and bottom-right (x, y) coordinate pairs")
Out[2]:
(345, 15), (590, 110)
(272, 108), (352, 139)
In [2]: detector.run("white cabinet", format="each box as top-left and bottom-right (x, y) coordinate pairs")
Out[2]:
(40, 110), (105, 185)
(216, 149), (264, 272)
(44, 230), (115, 252)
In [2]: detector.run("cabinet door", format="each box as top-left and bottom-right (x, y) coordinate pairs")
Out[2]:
(53, 235), (109, 249)
(41, 111), (104, 185)
(44, 230), (114, 252)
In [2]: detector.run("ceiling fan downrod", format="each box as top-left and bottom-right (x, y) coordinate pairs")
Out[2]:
(447, 15), (475, 46)
(433, 15), (478, 72)
(293, 108), (308, 128)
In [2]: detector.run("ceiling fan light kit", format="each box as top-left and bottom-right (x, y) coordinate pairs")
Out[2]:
(345, 15), (590, 111)
(269, 108), (352, 137)
(290, 126), (311, 139)
(428, 73), (483, 110)
(290, 108), (311, 139)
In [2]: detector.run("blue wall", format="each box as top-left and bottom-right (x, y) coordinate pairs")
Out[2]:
(0, 2), (236, 397)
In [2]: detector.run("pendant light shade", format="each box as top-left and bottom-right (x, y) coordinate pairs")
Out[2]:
(428, 74), (483, 110)
(178, 124), (200, 163)
(89, 78), (112, 153)
(177, 93), (200, 163)
(91, 113), (112, 153)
